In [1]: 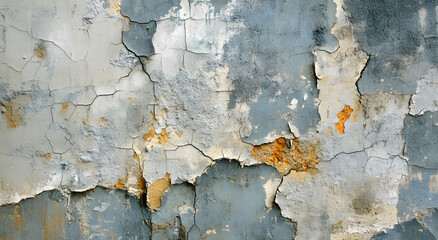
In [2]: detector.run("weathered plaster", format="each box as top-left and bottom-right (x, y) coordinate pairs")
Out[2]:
(1, 0), (438, 239)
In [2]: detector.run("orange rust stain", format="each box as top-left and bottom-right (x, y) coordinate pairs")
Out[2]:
(143, 124), (155, 141)
(158, 129), (169, 144)
(34, 44), (47, 59)
(147, 173), (171, 211)
(114, 178), (125, 188)
(1, 95), (30, 129)
(13, 205), (24, 229)
(60, 103), (69, 113)
(252, 137), (320, 175)
(335, 105), (353, 134)
(385, 62), (391, 66)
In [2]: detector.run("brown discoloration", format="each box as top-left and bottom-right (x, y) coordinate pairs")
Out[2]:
(352, 192), (374, 215)
(137, 168), (147, 197)
(13, 205), (24, 229)
(158, 129), (169, 144)
(34, 44), (47, 59)
(151, 222), (171, 233)
(133, 152), (139, 161)
(335, 105), (353, 134)
(114, 178), (125, 188)
(0, 95), (31, 128)
(98, 117), (109, 127)
(143, 124), (155, 141)
(252, 138), (320, 175)
(150, 111), (157, 122)
(42, 205), (66, 240)
(147, 173), (171, 211)
(60, 103), (69, 113)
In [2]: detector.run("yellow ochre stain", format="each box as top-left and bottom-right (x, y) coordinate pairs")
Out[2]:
(147, 173), (171, 211)
(34, 44), (47, 59)
(143, 124), (155, 141)
(133, 152), (140, 161)
(158, 129), (169, 144)
(114, 178), (125, 188)
(60, 103), (69, 113)
(98, 117), (109, 127)
(385, 62), (391, 66)
(335, 105), (353, 134)
(1, 95), (31, 129)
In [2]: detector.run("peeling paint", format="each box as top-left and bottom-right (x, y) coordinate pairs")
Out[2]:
(252, 137), (320, 175)
(147, 172), (171, 211)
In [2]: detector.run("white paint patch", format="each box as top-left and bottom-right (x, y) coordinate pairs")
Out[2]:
(288, 98), (298, 110)
(263, 177), (282, 208)
(419, 8), (427, 30)
(177, 204), (195, 214)
(429, 175), (438, 193)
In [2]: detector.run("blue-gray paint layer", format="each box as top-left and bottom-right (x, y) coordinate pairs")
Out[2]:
(0, 161), (296, 239)
(189, 159), (296, 240)
(398, 167), (438, 221)
(121, 0), (181, 23)
(222, 0), (337, 143)
(123, 21), (157, 58)
(403, 112), (438, 169)
(373, 218), (436, 240)
(0, 188), (151, 240)
(344, 0), (438, 94)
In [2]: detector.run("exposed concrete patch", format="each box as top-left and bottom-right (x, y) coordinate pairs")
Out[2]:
(251, 137), (320, 175)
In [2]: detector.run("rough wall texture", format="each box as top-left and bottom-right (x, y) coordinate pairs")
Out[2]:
(0, 0), (437, 239)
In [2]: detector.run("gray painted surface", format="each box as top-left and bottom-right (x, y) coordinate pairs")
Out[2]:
(345, 0), (438, 94)
(373, 218), (436, 240)
(123, 22), (157, 57)
(121, 0), (181, 23)
(151, 183), (195, 240)
(190, 159), (296, 240)
(0, 161), (295, 240)
(403, 112), (438, 169)
(398, 166), (438, 221)
(0, 188), (151, 240)
(222, 0), (337, 143)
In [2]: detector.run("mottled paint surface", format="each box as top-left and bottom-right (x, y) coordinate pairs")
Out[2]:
(1, 0), (438, 239)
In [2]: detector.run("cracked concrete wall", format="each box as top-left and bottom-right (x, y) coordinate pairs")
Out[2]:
(0, 0), (437, 239)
